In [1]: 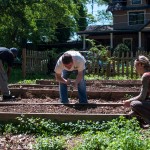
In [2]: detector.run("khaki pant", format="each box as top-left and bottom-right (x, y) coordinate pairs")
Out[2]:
(0, 60), (10, 96)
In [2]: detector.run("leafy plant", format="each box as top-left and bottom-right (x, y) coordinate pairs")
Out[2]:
(124, 94), (133, 99)
(1, 116), (150, 149)
(33, 136), (66, 150)
(113, 43), (130, 57)
(86, 39), (110, 61)
(73, 117), (150, 150)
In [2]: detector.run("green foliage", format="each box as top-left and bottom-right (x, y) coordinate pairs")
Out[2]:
(16, 116), (61, 135)
(4, 123), (17, 134)
(95, 0), (109, 5)
(2, 116), (140, 136)
(97, 10), (112, 25)
(33, 136), (66, 150)
(2, 116), (150, 150)
(124, 94), (133, 99)
(86, 39), (111, 68)
(87, 39), (108, 58)
(74, 130), (150, 150)
(0, 0), (89, 47)
(113, 43), (130, 56)
(73, 117), (150, 150)
(9, 67), (140, 85)
(85, 74), (140, 80)
(74, 132), (110, 150)
(9, 67), (23, 83)
(9, 68), (53, 84)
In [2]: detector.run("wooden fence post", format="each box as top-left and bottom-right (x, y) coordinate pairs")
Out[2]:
(22, 48), (26, 78)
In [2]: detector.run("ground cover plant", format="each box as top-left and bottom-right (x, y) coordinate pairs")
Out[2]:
(0, 116), (150, 149)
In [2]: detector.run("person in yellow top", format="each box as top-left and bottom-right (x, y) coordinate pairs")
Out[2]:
(54, 50), (88, 104)
(124, 55), (150, 128)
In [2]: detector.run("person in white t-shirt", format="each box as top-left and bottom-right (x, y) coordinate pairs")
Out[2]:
(54, 50), (88, 104)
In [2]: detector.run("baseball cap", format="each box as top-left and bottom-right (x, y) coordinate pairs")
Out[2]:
(10, 48), (18, 56)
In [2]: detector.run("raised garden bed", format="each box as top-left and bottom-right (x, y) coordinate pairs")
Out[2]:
(9, 79), (140, 99)
(0, 79), (141, 122)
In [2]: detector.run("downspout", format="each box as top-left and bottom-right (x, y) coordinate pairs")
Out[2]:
(110, 33), (113, 49)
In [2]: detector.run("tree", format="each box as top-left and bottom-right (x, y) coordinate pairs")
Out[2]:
(54, 0), (88, 43)
(97, 10), (113, 25)
(0, 0), (89, 47)
(0, 0), (109, 47)
(88, 0), (112, 25)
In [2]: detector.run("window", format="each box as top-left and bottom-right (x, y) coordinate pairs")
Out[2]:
(132, 0), (141, 4)
(129, 11), (144, 25)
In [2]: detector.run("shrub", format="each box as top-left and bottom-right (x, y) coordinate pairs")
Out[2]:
(113, 43), (130, 57)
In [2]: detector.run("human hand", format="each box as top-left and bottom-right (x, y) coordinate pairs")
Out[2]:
(68, 81), (77, 88)
(123, 100), (131, 107)
(66, 79), (75, 87)
(66, 79), (71, 85)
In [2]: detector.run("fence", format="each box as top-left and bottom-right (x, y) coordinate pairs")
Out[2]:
(22, 48), (49, 78)
(22, 48), (150, 78)
(81, 50), (150, 78)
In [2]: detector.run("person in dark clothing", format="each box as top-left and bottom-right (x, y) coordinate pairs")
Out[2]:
(0, 47), (18, 101)
(124, 55), (150, 128)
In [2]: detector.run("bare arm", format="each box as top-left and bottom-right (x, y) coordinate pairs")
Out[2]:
(124, 74), (149, 107)
(74, 71), (83, 87)
(128, 75), (149, 101)
(55, 73), (70, 85)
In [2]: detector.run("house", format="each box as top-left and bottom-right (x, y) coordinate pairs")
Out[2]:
(78, 0), (150, 54)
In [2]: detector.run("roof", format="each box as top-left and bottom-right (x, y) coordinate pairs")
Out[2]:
(77, 20), (150, 35)
(77, 25), (138, 35)
(85, 25), (113, 32)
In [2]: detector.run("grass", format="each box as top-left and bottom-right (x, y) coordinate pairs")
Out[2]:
(9, 67), (140, 84)
(9, 67), (54, 84)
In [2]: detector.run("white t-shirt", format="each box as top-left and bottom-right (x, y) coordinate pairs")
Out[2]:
(54, 51), (86, 74)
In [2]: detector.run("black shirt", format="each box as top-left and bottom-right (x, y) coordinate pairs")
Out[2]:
(0, 47), (14, 67)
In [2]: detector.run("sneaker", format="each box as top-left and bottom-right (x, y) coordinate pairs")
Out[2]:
(140, 123), (150, 129)
(137, 116), (150, 129)
(3, 95), (16, 101)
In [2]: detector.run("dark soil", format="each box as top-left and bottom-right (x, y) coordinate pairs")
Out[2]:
(0, 98), (130, 114)
(10, 80), (141, 92)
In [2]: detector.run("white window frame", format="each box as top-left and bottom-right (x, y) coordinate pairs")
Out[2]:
(123, 38), (132, 51)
